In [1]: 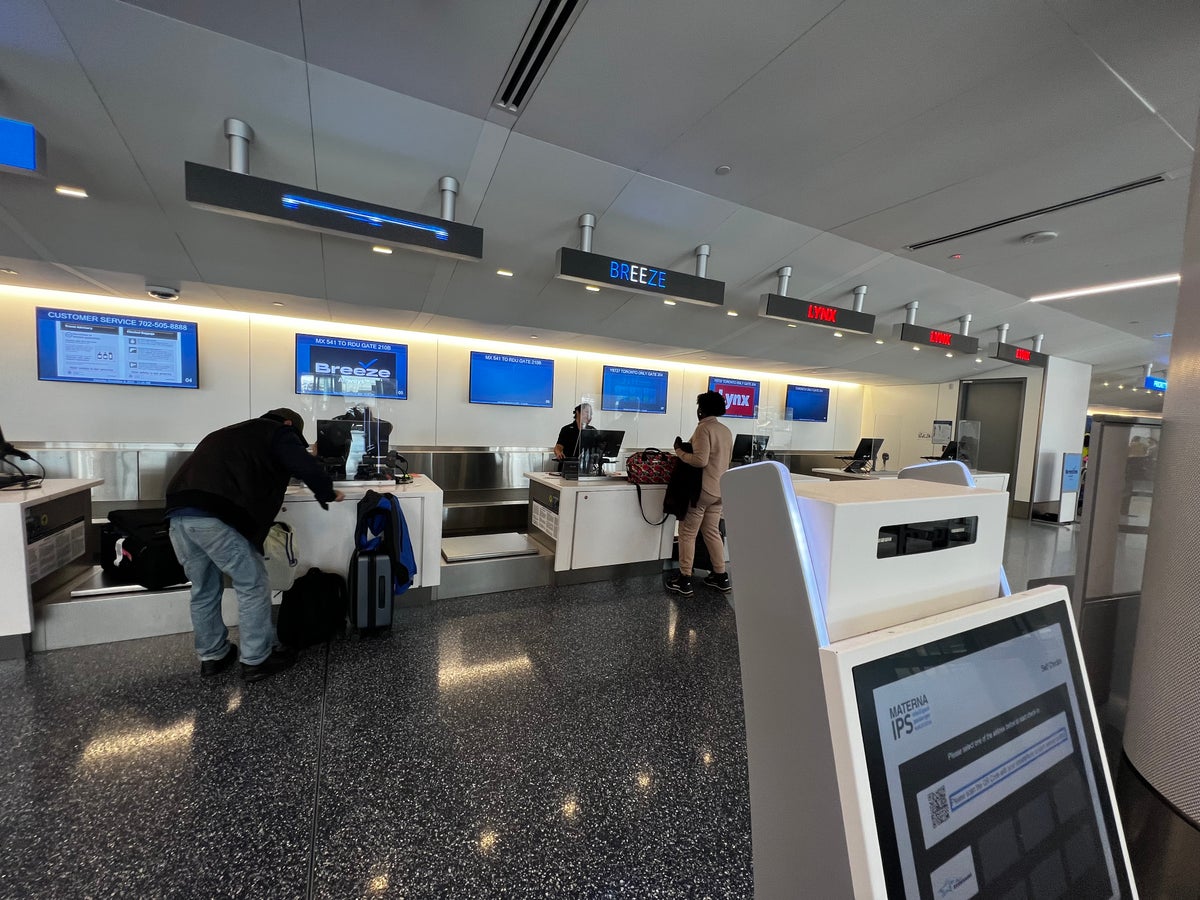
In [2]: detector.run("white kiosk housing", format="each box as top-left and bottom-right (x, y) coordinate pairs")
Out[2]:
(721, 462), (1135, 899)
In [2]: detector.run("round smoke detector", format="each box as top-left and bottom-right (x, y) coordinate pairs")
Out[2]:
(1021, 230), (1059, 245)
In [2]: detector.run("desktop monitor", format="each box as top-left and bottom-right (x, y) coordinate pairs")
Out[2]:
(940, 441), (959, 460)
(576, 429), (625, 473)
(732, 433), (769, 461)
(849, 597), (1133, 900)
(854, 437), (884, 460)
(316, 415), (392, 479)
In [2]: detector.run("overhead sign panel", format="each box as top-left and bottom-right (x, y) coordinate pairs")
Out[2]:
(184, 161), (483, 260)
(899, 323), (979, 355)
(0, 116), (45, 176)
(1145, 376), (1167, 391)
(759, 292), (876, 335)
(992, 341), (1048, 367)
(555, 247), (724, 307)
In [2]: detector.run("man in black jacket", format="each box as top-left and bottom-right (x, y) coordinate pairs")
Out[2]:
(166, 408), (343, 681)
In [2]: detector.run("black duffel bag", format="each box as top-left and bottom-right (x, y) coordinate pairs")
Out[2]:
(100, 508), (188, 590)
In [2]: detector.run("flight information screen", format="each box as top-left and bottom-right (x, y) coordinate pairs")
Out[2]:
(852, 601), (1132, 900)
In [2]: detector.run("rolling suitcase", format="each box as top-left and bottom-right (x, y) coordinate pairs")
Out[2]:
(348, 549), (393, 631)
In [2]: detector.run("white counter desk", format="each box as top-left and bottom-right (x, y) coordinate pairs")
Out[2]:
(526, 472), (675, 577)
(0, 478), (102, 656)
(812, 467), (1010, 491)
(278, 475), (443, 595)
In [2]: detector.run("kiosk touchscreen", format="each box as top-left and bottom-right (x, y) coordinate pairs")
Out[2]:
(825, 589), (1134, 900)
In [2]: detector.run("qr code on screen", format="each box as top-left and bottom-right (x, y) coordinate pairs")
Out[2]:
(928, 786), (949, 827)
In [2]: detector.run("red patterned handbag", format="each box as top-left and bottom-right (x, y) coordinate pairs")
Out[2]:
(625, 448), (678, 485)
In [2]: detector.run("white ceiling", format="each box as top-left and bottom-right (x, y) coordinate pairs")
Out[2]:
(1, 0), (1197, 410)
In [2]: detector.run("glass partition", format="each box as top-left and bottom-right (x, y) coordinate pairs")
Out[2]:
(956, 419), (982, 471)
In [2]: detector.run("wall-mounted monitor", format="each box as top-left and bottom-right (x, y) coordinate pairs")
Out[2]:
(469, 351), (554, 408)
(35, 306), (199, 389)
(601, 365), (668, 414)
(850, 599), (1133, 900)
(785, 384), (831, 423)
(708, 376), (759, 419)
(295, 333), (407, 400)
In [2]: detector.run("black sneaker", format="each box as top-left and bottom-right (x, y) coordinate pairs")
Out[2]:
(199, 643), (238, 677)
(240, 649), (296, 683)
(703, 572), (732, 594)
(665, 574), (694, 597)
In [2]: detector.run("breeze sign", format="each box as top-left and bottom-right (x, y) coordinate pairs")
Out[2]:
(555, 247), (725, 307)
(295, 333), (408, 399)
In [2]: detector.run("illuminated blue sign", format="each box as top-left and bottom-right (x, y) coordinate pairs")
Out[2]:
(0, 116), (45, 176)
(1144, 376), (1167, 392)
(281, 194), (449, 240)
(556, 247), (724, 306)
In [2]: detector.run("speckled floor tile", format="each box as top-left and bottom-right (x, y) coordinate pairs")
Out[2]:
(0, 576), (751, 900)
(0, 629), (325, 900)
(311, 575), (752, 899)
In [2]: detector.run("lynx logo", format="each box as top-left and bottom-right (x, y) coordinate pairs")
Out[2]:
(710, 380), (758, 416)
(889, 694), (932, 740)
(309, 346), (394, 379)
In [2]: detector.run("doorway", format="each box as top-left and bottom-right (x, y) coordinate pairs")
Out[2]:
(957, 378), (1025, 513)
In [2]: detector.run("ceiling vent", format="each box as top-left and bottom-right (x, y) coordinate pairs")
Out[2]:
(904, 174), (1167, 251)
(493, 0), (588, 114)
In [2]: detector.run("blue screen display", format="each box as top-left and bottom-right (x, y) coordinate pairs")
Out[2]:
(36, 307), (199, 389)
(469, 351), (554, 408)
(601, 365), (668, 414)
(785, 384), (830, 422)
(295, 332), (407, 400)
(0, 117), (38, 172)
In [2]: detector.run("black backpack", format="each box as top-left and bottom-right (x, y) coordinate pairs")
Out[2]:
(277, 568), (348, 649)
(100, 508), (187, 590)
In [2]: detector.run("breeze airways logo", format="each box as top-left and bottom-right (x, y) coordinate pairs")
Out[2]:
(889, 694), (933, 740)
(308, 346), (395, 379)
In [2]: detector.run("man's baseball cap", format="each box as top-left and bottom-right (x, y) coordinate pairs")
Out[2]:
(263, 407), (307, 444)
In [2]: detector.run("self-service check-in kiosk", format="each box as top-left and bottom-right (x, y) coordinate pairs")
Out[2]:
(721, 462), (1135, 899)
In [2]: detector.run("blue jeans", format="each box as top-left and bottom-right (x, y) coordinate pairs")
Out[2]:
(168, 517), (275, 665)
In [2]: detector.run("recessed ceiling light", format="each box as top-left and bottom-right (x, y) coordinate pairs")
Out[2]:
(372, 245), (392, 254)
(1103, 382), (1109, 387)
(1118, 385), (1125, 389)
(1029, 273), (1180, 303)
(715, 164), (732, 175)
(727, 311), (738, 317)
(0, 267), (17, 276)
(272, 301), (285, 307)
(55, 185), (88, 198)
(975, 358), (982, 363)
(1131, 387), (1138, 392)
(496, 269), (514, 277)
(945, 352), (953, 358)
(1021, 230), (1059, 245)
(1158, 392), (1164, 396)
(529, 334), (538, 339)
(786, 322), (797, 328)
(585, 285), (600, 292)
(912, 346), (920, 351)
(663, 299), (676, 306)
(833, 331), (843, 338)
(875, 339), (885, 345)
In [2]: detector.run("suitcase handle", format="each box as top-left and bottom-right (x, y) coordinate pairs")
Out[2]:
(377, 575), (387, 609)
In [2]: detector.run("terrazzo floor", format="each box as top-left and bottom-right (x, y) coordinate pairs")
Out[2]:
(0, 575), (752, 900)
(0, 520), (1082, 899)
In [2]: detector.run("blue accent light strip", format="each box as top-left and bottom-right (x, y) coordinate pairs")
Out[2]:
(281, 194), (449, 240)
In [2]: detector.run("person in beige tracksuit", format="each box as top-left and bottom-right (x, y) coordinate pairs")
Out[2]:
(666, 390), (734, 597)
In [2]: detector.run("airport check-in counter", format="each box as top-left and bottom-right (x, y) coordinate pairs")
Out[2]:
(277, 475), (443, 597)
(722, 462), (1135, 899)
(812, 467), (1011, 492)
(525, 472), (674, 575)
(0, 479), (103, 657)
